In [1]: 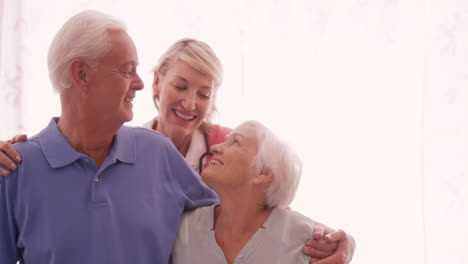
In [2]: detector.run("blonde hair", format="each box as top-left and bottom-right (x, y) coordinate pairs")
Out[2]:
(48, 10), (127, 93)
(152, 38), (223, 123)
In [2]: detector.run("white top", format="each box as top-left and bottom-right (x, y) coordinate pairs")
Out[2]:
(172, 205), (314, 264)
(143, 118), (207, 172)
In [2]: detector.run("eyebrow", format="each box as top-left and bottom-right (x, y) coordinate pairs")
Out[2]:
(174, 76), (212, 89)
(121, 61), (139, 67)
(226, 133), (245, 141)
(174, 76), (188, 83)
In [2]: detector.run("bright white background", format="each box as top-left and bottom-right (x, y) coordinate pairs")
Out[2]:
(1, 0), (467, 263)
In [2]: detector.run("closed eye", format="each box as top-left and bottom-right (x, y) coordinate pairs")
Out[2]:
(225, 133), (244, 146)
(119, 64), (134, 76)
(198, 92), (210, 99)
(175, 85), (186, 90)
(231, 138), (241, 146)
(118, 70), (132, 78)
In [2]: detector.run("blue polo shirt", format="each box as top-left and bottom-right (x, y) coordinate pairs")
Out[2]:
(0, 118), (217, 264)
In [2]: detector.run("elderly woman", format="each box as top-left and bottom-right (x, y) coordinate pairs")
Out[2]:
(0, 38), (354, 263)
(174, 120), (322, 263)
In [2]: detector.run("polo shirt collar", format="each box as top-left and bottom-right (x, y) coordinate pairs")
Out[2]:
(259, 207), (279, 230)
(39, 117), (81, 168)
(111, 126), (136, 164)
(40, 118), (136, 168)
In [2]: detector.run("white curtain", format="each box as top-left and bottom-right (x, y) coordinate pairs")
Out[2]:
(1, 0), (467, 263)
(0, 0), (24, 137)
(423, 1), (468, 263)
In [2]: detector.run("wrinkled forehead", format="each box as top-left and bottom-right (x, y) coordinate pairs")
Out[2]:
(232, 123), (260, 145)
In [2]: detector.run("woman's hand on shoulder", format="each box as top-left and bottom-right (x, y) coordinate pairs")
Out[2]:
(0, 134), (27, 176)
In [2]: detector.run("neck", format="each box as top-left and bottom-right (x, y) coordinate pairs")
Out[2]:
(153, 119), (192, 157)
(214, 187), (271, 234)
(58, 110), (121, 167)
(168, 135), (191, 157)
(213, 190), (271, 264)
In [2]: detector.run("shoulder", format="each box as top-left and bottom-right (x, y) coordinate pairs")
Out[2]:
(180, 205), (214, 231)
(207, 124), (232, 146)
(1, 135), (42, 183)
(287, 210), (317, 231)
(121, 126), (185, 167)
(122, 125), (172, 146)
(174, 205), (216, 263)
(142, 118), (156, 129)
(182, 205), (213, 221)
(279, 208), (315, 229)
(13, 134), (43, 158)
(267, 208), (315, 242)
(123, 125), (165, 138)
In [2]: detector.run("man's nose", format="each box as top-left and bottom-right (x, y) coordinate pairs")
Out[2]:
(132, 73), (144, 90)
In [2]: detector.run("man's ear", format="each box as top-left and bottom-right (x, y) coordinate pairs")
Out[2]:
(254, 166), (274, 185)
(70, 59), (91, 93)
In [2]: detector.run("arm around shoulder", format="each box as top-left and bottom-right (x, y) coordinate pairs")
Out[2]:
(163, 140), (218, 211)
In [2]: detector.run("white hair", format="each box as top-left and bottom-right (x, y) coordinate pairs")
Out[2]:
(47, 10), (127, 93)
(244, 121), (303, 209)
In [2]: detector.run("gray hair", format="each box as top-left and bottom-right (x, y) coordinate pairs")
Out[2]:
(244, 121), (302, 208)
(152, 38), (223, 123)
(47, 10), (127, 93)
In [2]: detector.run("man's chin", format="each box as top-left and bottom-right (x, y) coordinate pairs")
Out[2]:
(122, 111), (134, 123)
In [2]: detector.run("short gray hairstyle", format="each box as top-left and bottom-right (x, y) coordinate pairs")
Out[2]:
(244, 121), (302, 209)
(47, 10), (127, 93)
(152, 38), (223, 123)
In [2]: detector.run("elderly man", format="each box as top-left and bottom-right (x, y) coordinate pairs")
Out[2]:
(0, 10), (217, 263)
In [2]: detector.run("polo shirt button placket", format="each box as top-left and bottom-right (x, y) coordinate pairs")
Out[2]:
(91, 174), (107, 207)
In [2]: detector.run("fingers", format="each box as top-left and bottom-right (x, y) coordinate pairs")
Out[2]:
(306, 239), (338, 252)
(305, 226), (339, 259)
(0, 141), (22, 163)
(325, 230), (347, 243)
(0, 167), (10, 176)
(333, 232), (355, 264)
(11, 134), (27, 144)
(311, 231), (354, 264)
(312, 226), (330, 240)
(303, 243), (336, 259)
(0, 140), (22, 176)
(310, 252), (347, 264)
(308, 229), (354, 264)
(313, 228), (324, 240)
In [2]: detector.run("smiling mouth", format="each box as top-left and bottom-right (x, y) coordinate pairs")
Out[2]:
(209, 159), (224, 166)
(173, 110), (196, 121)
(124, 97), (133, 103)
